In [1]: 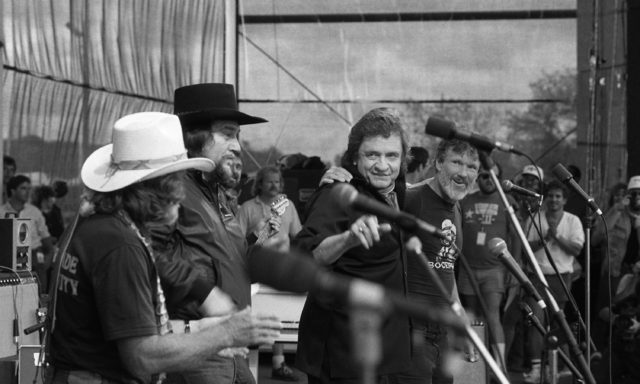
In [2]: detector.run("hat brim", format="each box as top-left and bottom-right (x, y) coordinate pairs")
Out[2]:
(81, 144), (214, 192)
(176, 108), (267, 127)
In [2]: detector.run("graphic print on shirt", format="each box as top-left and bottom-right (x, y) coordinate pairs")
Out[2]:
(430, 219), (457, 270)
(464, 202), (499, 225)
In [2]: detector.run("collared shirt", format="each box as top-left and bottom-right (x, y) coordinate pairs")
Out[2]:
(237, 195), (302, 244)
(0, 202), (50, 248)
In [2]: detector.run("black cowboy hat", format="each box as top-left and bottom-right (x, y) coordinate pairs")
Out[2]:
(174, 83), (267, 127)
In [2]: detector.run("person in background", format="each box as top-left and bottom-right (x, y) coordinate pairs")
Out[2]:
(293, 107), (412, 384)
(515, 164), (544, 222)
(238, 166), (302, 250)
(48, 111), (281, 384)
(593, 177), (640, 318)
(523, 179), (584, 383)
(1, 175), (54, 292)
(32, 185), (65, 241)
(238, 165), (303, 381)
(406, 146), (430, 186)
(459, 161), (520, 368)
(2, 155), (17, 203)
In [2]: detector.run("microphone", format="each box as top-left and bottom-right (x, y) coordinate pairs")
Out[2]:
(332, 183), (446, 240)
(501, 180), (541, 199)
(425, 116), (521, 154)
(488, 238), (546, 310)
(552, 163), (603, 216)
(248, 246), (465, 331)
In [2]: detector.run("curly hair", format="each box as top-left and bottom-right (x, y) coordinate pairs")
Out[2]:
(89, 172), (185, 232)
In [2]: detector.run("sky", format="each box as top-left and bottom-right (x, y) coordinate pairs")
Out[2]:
(234, 1), (577, 166)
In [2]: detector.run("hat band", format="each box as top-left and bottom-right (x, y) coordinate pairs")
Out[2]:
(106, 152), (188, 177)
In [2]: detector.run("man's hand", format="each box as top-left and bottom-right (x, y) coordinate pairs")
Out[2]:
(219, 307), (282, 348)
(267, 216), (282, 233)
(319, 166), (353, 186)
(346, 215), (392, 250)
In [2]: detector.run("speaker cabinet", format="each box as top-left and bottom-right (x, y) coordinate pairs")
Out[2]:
(0, 282), (40, 358)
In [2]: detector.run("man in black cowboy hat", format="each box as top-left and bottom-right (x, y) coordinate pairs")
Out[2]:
(153, 83), (277, 384)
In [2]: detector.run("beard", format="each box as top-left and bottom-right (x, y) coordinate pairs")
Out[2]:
(437, 171), (472, 202)
(212, 160), (240, 190)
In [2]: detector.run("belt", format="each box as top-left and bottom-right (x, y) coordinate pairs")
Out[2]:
(169, 319), (199, 334)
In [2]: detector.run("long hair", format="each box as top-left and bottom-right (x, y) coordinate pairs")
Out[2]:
(252, 166), (283, 197)
(340, 107), (409, 176)
(88, 172), (185, 232)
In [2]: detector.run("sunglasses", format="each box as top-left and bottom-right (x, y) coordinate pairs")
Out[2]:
(629, 191), (640, 197)
(478, 174), (492, 180)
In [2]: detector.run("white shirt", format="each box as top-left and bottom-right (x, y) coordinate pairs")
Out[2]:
(0, 202), (51, 249)
(525, 210), (584, 274)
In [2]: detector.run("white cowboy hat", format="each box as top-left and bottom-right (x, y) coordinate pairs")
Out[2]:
(81, 112), (214, 192)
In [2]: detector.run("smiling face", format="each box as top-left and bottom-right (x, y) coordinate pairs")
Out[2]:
(545, 188), (567, 212)
(356, 134), (402, 191)
(435, 148), (479, 202)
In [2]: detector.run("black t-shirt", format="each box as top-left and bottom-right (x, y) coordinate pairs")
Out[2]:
(51, 213), (159, 384)
(405, 183), (459, 318)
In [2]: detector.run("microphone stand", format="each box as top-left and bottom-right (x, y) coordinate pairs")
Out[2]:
(478, 152), (596, 384)
(351, 306), (382, 384)
(583, 210), (594, 366)
(412, 247), (510, 384)
(524, 204), (599, 356)
(520, 303), (584, 382)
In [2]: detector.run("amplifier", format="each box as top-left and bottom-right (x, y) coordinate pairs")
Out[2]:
(0, 218), (32, 272)
(0, 282), (40, 358)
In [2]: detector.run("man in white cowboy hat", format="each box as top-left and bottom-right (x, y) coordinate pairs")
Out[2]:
(152, 83), (278, 384)
(48, 112), (281, 384)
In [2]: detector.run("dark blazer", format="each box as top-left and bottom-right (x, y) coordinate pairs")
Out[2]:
(293, 176), (411, 379)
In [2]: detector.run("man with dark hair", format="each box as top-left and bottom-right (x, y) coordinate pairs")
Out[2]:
(154, 83), (272, 384)
(294, 107), (412, 384)
(2, 155), (17, 203)
(1, 174), (54, 291)
(406, 146), (430, 185)
(48, 111), (281, 384)
(523, 179), (584, 383)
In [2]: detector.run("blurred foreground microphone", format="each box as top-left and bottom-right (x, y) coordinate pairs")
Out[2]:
(333, 183), (446, 240)
(424, 116), (522, 154)
(552, 163), (603, 216)
(248, 246), (465, 331)
(488, 238), (546, 310)
(501, 180), (541, 199)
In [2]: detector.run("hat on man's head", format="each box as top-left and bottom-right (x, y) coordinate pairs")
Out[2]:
(522, 164), (544, 181)
(628, 175), (640, 190)
(174, 83), (267, 127)
(81, 112), (214, 192)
